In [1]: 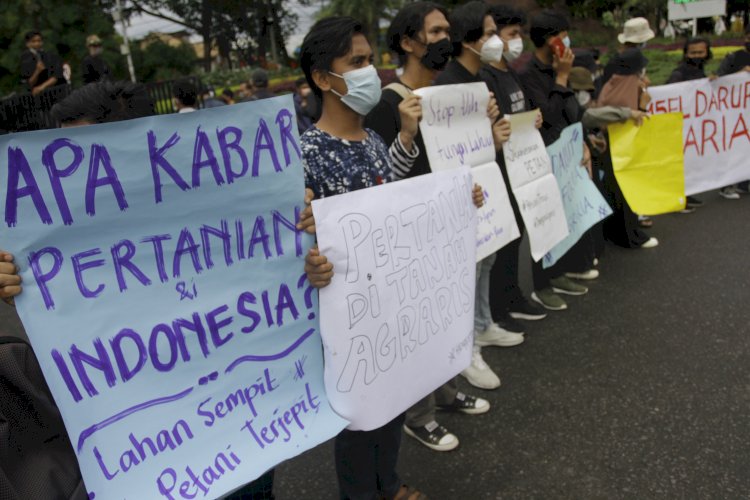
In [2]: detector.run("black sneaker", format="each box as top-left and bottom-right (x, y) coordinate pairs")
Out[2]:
(403, 421), (459, 451)
(508, 297), (548, 320)
(686, 196), (703, 208)
(436, 392), (490, 415)
(496, 315), (525, 335)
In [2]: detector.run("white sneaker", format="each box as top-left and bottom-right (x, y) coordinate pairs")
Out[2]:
(640, 237), (659, 249)
(719, 187), (740, 200)
(565, 269), (600, 280)
(461, 347), (501, 389)
(474, 323), (524, 347)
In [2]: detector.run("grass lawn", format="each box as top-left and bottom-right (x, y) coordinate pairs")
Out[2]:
(620, 46), (742, 85)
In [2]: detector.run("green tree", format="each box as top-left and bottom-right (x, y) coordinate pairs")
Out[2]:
(318, 0), (404, 64)
(0, 0), (120, 95)
(130, 39), (197, 82)
(128, 0), (300, 71)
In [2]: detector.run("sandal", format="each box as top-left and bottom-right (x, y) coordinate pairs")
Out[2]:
(638, 216), (653, 228)
(392, 485), (428, 500)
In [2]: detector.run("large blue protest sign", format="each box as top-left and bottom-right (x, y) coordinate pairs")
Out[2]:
(542, 123), (612, 268)
(0, 96), (347, 499)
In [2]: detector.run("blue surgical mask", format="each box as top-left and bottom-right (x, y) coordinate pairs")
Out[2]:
(562, 36), (571, 48)
(329, 65), (382, 116)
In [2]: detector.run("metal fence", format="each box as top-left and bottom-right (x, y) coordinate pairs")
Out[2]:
(143, 75), (204, 115)
(0, 85), (73, 134)
(0, 76), (205, 134)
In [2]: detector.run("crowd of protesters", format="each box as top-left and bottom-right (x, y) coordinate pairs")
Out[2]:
(2, 2), (750, 499)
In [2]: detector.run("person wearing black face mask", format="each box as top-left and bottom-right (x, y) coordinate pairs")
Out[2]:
(667, 37), (713, 84)
(366, 1), (491, 454)
(667, 37), (714, 210)
(366, 1), (452, 179)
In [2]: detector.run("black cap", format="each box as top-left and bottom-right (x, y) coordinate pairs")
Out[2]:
(612, 48), (649, 76)
(573, 50), (598, 73)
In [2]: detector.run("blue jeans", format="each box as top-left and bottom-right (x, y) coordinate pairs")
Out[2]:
(474, 253), (496, 334)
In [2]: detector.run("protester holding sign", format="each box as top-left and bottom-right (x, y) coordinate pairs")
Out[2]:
(600, 17), (655, 90)
(0, 252), (21, 305)
(479, 4), (549, 331)
(519, 10), (595, 311)
(666, 37), (715, 210)
(434, 0), (515, 391)
(299, 17), (425, 500)
(4, 80), (318, 500)
(716, 25), (750, 199)
(598, 48), (659, 249)
(365, 1), (491, 454)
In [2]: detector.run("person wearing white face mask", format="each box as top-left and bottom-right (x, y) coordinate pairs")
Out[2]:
(478, 5), (550, 336)
(435, 0), (517, 392)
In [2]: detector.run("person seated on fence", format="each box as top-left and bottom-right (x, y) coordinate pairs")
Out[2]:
(172, 79), (198, 113)
(19, 31), (64, 96)
(82, 34), (111, 85)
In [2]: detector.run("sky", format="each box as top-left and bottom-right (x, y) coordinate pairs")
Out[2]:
(115, 0), (320, 54)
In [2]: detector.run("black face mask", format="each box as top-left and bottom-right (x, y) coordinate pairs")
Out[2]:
(418, 38), (452, 71)
(686, 57), (706, 67)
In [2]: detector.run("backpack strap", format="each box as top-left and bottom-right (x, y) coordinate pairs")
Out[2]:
(383, 81), (413, 100)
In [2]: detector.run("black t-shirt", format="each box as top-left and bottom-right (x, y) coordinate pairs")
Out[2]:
(82, 55), (111, 84)
(20, 49), (63, 91)
(519, 55), (579, 145)
(434, 59), (482, 85)
(365, 84), (431, 178)
(479, 65), (528, 116)
(667, 62), (705, 83)
(717, 49), (750, 76)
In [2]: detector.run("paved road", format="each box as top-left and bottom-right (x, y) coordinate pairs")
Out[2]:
(2, 192), (747, 499)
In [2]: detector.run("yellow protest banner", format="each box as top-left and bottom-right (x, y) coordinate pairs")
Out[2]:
(608, 113), (685, 215)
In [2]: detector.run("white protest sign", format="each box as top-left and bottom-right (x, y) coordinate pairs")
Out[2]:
(472, 163), (521, 261)
(415, 82), (519, 261)
(415, 82), (495, 170)
(312, 168), (477, 431)
(503, 110), (569, 262)
(647, 72), (750, 195)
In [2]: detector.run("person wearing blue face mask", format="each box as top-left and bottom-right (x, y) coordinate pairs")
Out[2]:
(299, 16), (427, 500)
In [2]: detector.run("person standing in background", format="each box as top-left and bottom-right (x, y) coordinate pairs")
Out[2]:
(20, 31), (63, 95)
(82, 34), (111, 85)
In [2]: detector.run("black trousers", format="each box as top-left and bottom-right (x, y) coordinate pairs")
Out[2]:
(599, 143), (649, 248)
(334, 413), (405, 500)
